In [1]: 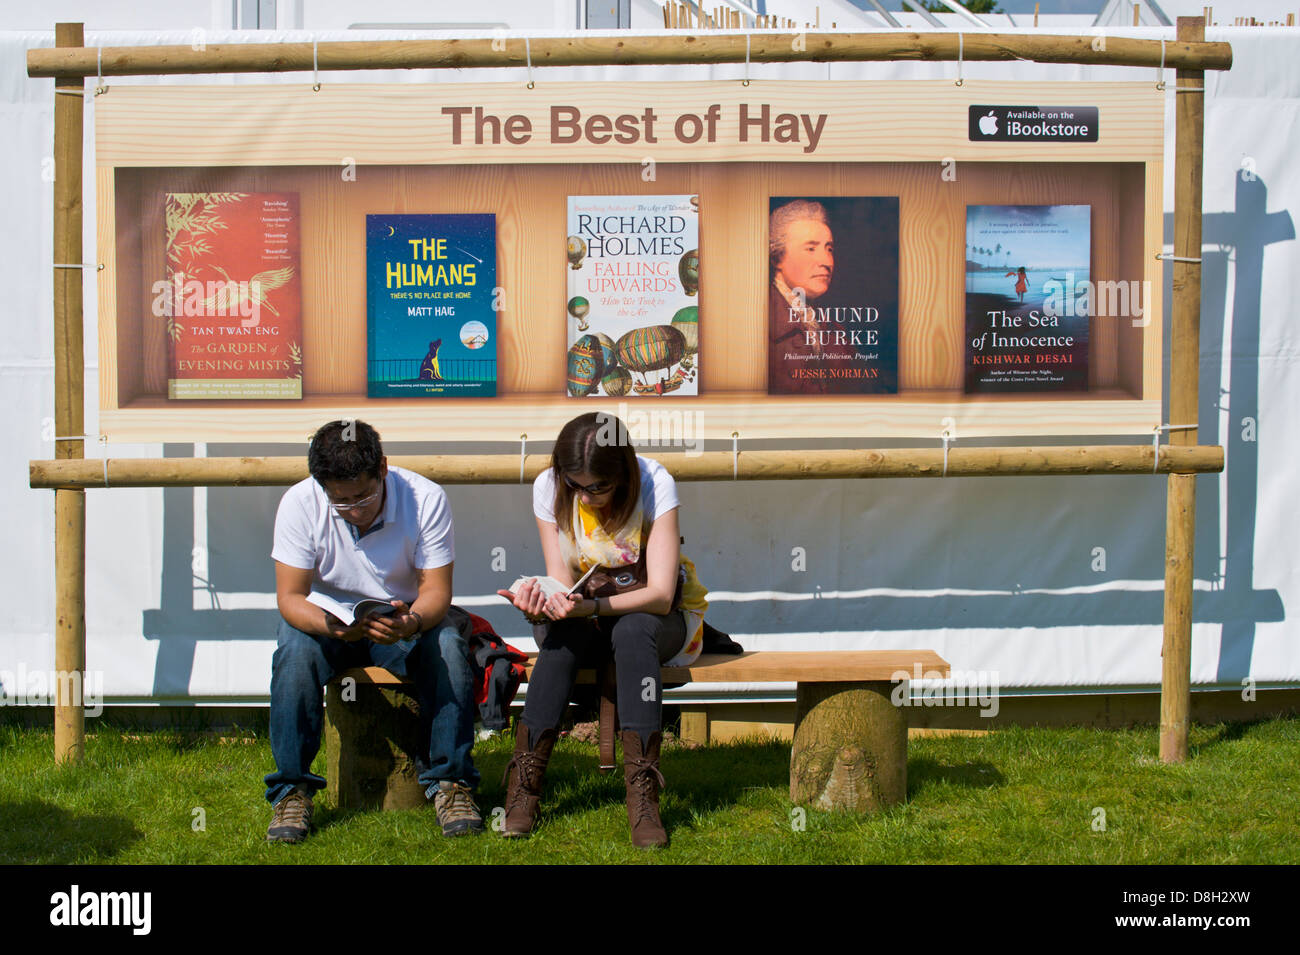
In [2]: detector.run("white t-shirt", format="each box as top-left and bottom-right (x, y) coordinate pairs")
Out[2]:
(533, 455), (679, 526)
(272, 465), (454, 605)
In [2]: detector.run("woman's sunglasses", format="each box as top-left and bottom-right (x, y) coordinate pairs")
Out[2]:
(563, 474), (614, 496)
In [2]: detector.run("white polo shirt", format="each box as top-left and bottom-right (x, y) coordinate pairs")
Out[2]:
(272, 465), (454, 605)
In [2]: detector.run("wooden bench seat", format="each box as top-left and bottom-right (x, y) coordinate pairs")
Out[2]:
(324, 649), (950, 814)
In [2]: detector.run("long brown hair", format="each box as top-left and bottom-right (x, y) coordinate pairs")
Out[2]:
(550, 412), (640, 536)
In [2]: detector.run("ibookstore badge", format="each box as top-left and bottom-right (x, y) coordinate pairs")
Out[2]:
(969, 105), (1100, 142)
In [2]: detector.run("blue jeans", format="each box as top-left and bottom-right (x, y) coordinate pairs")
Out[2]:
(264, 616), (480, 806)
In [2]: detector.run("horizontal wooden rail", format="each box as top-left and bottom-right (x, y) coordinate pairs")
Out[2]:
(29, 445), (1223, 489)
(26, 32), (1232, 78)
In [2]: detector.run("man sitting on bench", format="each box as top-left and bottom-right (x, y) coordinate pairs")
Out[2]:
(264, 418), (481, 842)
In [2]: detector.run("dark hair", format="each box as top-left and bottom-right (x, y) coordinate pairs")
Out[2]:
(308, 419), (384, 484)
(550, 412), (640, 535)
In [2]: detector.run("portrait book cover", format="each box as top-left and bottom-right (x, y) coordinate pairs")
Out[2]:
(163, 191), (303, 399)
(366, 213), (497, 398)
(565, 195), (699, 398)
(766, 196), (899, 395)
(964, 204), (1091, 393)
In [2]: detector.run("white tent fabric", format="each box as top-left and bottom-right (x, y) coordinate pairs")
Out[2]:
(1, 27), (1296, 703)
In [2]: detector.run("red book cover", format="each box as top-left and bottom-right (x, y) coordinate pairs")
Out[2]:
(163, 192), (303, 399)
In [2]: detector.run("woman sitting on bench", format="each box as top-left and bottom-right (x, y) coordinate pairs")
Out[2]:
(496, 411), (708, 848)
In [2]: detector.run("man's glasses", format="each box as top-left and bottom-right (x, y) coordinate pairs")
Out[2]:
(328, 487), (382, 513)
(563, 474), (614, 496)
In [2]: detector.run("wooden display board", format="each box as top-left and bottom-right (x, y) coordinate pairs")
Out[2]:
(96, 80), (1164, 443)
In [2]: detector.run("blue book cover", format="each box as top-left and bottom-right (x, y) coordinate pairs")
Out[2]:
(964, 204), (1090, 393)
(366, 213), (497, 397)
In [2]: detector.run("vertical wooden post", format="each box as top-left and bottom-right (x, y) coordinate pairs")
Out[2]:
(53, 22), (86, 764)
(1160, 17), (1205, 764)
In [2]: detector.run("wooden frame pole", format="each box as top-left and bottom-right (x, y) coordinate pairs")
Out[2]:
(25, 32), (1232, 78)
(1160, 17), (1206, 764)
(52, 22), (86, 764)
(29, 445), (1224, 490)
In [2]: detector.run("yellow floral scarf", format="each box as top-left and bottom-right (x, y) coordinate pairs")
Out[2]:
(557, 494), (708, 667)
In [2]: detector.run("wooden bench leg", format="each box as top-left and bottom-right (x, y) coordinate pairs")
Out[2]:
(324, 678), (428, 811)
(790, 680), (906, 813)
(597, 656), (618, 773)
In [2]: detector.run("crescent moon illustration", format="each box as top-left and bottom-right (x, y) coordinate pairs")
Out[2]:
(387, 225), (395, 237)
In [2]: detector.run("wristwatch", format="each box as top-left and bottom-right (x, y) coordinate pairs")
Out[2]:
(592, 597), (601, 619)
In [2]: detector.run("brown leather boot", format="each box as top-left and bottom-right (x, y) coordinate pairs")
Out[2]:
(500, 723), (556, 838)
(622, 730), (667, 849)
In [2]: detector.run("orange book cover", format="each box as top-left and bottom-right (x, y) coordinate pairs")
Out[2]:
(163, 192), (303, 399)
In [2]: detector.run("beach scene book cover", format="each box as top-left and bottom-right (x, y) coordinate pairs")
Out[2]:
(565, 195), (699, 398)
(163, 192), (302, 399)
(367, 213), (497, 398)
(766, 196), (899, 395)
(964, 204), (1091, 393)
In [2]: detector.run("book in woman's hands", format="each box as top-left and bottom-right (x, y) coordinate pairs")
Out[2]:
(306, 591), (398, 626)
(507, 564), (599, 600)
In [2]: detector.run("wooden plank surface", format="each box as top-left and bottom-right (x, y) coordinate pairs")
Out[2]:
(95, 81), (1164, 167)
(342, 650), (951, 688)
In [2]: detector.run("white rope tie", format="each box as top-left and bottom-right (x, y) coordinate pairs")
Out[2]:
(743, 34), (751, 86)
(941, 429), (954, 477)
(54, 51), (103, 98)
(519, 433), (527, 483)
(312, 38), (320, 91)
(1157, 38), (1166, 90)
(53, 262), (104, 270)
(955, 33), (964, 86)
(525, 37), (534, 89)
(1156, 253), (1203, 263)
(1152, 423), (1198, 473)
(731, 431), (740, 479)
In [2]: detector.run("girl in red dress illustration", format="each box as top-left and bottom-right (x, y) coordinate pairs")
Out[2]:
(1006, 267), (1028, 304)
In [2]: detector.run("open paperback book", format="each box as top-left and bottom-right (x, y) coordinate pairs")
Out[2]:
(507, 564), (599, 600)
(305, 591), (398, 626)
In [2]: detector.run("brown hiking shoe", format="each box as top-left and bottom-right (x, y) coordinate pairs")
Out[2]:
(622, 730), (667, 849)
(266, 788), (313, 843)
(433, 780), (484, 837)
(500, 724), (556, 838)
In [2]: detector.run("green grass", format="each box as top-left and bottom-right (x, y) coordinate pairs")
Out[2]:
(1, 718), (1297, 864)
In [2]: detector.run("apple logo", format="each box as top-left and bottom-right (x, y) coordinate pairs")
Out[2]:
(979, 110), (998, 136)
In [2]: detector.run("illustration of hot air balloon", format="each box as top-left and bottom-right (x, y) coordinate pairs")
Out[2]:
(670, 306), (699, 381)
(568, 296), (591, 331)
(670, 306), (698, 356)
(617, 325), (686, 396)
(567, 236), (587, 270)
(566, 334), (605, 397)
(601, 365), (632, 397)
(678, 249), (699, 296)
(593, 332), (618, 372)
